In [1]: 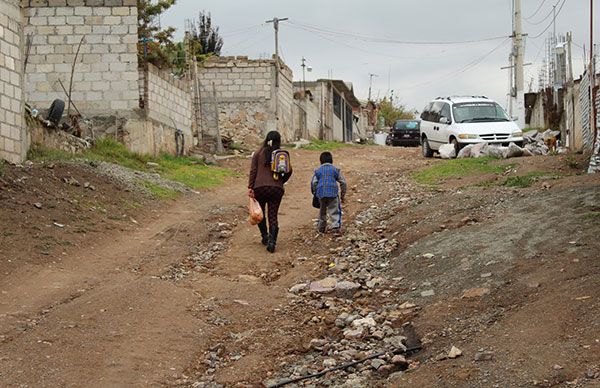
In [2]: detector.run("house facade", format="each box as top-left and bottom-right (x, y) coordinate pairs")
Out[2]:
(293, 79), (363, 142)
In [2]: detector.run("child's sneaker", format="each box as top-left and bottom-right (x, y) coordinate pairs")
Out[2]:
(330, 228), (342, 236)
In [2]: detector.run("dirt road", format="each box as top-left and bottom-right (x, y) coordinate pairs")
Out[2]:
(1, 146), (599, 387)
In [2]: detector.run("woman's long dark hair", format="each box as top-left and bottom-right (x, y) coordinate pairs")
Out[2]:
(262, 131), (281, 166)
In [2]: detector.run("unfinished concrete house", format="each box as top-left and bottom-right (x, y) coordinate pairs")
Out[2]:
(293, 79), (363, 142)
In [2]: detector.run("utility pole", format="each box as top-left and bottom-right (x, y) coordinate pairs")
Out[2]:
(266, 17), (288, 88)
(590, 0), (596, 140)
(513, 0), (525, 129)
(301, 57), (306, 91)
(368, 73), (378, 101)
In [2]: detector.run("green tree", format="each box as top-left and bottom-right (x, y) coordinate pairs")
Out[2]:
(137, 0), (177, 68)
(377, 98), (414, 127)
(189, 11), (224, 59)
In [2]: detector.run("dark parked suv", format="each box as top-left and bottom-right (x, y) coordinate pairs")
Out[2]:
(387, 119), (420, 146)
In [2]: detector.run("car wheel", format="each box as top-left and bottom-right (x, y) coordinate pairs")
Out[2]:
(422, 137), (433, 158)
(450, 138), (461, 157)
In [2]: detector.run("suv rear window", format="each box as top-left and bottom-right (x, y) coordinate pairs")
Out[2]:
(393, 121), (419, 130)
(452, 102), (510, 123)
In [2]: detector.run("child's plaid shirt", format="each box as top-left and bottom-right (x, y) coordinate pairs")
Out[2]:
(311, 163), (347, 199)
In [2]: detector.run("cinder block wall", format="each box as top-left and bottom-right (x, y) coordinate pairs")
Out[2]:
(197, 56), (294, 146)
(0, 0), (27, 163)
(276, 63), (294, 141)
(21, 0), (139, 115)
(127, 63), (193, 155)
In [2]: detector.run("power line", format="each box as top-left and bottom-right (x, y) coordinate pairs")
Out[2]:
(284, 23), (483, 62)
(400, 38), (511, 91)
(525, 0), (549, 20)
(525, 0), (563, 26)
(529, 0), (567, 39)
(288, 20), (507, 46)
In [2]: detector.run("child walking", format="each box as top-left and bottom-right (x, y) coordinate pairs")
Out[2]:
(311, 152), (347, 233)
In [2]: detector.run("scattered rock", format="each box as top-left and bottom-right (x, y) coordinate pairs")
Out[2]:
(289, 283), (308, 294)
(370, 358), (386, 370)
(308, 277), (337, 293)
(391, 354), (408, 367)
(420, 290), (435, 297)
(439, 144), (456, 159)
(323, 358), (337, 368)
(343, 327), (364, 339)
(448, 346), (462, 359)
(352, 317), (376, 328)
(399, 302), (416, 309)
(474, 351), (494, 361)
(462, 287), (490, 298)
(33, 202), (42, 209)
(422, 253), (435, 259)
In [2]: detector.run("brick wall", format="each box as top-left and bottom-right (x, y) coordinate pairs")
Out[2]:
(0, 0), (26, 163)
(197, 56), (294, 146)
(21, 0), (139, 115)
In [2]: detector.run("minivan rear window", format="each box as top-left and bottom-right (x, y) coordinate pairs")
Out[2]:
(394, 121), (419, 130)
(452, 102), (510, 123)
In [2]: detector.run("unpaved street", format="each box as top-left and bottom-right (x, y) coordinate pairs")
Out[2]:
(1, 146), (600, 387)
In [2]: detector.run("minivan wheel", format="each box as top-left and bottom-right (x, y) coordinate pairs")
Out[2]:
(450, 138), (461, 157)
(422, 137), (433, 158)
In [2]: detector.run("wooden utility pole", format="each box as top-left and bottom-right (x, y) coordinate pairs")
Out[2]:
(265, 17), (288, 88)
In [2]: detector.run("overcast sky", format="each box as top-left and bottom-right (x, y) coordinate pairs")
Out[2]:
(162, 0), (598, 112)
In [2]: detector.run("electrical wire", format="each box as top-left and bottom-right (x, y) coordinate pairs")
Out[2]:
(525, 0), (549, 20)
(529, 0), (567, 39)
(399, 38), (511, 91)
(284, 23), (500, 62)
(525, 0), (563, 26)
(288, 20), (507, 46)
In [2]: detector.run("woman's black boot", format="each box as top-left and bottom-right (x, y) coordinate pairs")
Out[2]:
(258, 220), (268, 245)
(267, 226), (279, 253)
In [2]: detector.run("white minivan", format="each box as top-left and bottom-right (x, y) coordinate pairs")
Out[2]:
(419, 96), (523, 158)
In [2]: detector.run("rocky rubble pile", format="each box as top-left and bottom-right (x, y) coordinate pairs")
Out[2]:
(451, 129), (565, 159)
(264, 190), (429, 386)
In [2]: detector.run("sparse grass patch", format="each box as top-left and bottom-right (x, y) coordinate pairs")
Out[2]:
(564, 155), (580, 169)
(411, 157), (505, 185)
(583, 211), (600, 223)
(301, 140), (352, 151)
(140, 181), (178, 199)
(502, 171), (559, 188)
(29, 139), (235, 190)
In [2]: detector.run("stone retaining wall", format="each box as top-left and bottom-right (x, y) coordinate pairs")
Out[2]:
(0, 0), (27, 163)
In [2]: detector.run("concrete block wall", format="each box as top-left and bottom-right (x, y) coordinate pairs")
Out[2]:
(128, 63), (192, 155)
(21, 0), (139, 115)
(0, 0), (27, 163)
(145, 64), (191, 133)
(276, 63), (294, 141)
(197, 56), (294, 146)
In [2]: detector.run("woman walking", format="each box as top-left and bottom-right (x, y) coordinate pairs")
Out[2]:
(248, 131), (292, 253)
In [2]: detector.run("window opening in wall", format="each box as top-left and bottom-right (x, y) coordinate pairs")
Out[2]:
(333, 91), (341, 119)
